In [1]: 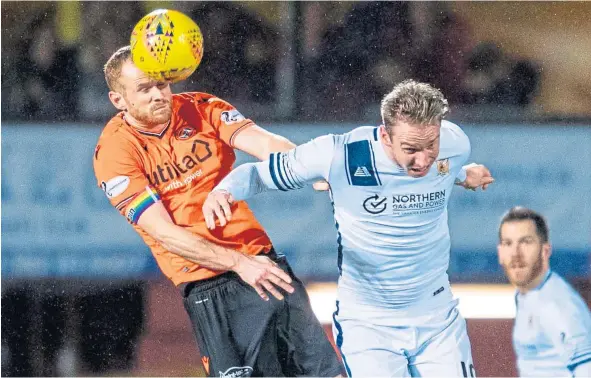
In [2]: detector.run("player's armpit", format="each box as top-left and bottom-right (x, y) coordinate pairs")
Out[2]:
(232, 125), (296, 160)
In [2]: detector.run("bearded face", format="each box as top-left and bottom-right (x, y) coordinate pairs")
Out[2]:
(498, 220), (550, 291)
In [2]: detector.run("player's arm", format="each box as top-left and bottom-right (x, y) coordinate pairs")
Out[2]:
(204, 96), (329, 191)
(203, 134), (336, 229)
(203, 96), (295, 158)
(136, 202), (294, 300)
(232, 125), (296, 159)
(445, 122), (494, 191)
(94, 140), (293, 300)
(455, 163), (495, 191)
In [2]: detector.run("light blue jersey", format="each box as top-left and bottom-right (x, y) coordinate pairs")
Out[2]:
(216, 121), (476, 376)
(514, 270), (591, 377)
(218, 121), (470, 309)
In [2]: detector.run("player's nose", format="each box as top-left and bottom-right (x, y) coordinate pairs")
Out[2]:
(415, 151), (431, 168)
(150, 87), (166, 101)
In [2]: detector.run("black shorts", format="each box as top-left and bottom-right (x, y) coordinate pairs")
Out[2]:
(182, 253), (343, 377)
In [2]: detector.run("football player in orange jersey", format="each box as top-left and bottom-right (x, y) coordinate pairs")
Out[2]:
(93, 46), (343, 377)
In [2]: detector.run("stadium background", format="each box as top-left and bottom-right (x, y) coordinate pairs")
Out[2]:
(2, 1), (590, 376)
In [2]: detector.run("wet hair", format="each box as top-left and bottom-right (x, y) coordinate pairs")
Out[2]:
(104, 46), (132, 92)
(381, 79), (449, 134)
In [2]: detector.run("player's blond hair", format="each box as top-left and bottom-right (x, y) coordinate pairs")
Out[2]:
(104, 46), (132, 92)
(381, 80), (449, 134)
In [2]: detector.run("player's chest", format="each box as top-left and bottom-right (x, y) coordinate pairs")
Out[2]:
(513, 310), (554, 356)
(139, 128), (233, 193)
(333, 165), (456, 218)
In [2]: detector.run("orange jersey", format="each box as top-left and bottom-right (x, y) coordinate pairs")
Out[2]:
(93, 92), (272, 285)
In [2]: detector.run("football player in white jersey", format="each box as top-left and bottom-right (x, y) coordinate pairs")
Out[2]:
(498, 206), (591, 377)
(203, 80), (494, 376)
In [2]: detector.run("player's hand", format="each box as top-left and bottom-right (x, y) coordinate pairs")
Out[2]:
(460, 163), (495, 191)
(203, 190), (234, 229)
(313, 180), (330, 191)
(233, 254), (295, 301)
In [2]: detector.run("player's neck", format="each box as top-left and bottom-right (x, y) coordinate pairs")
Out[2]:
(123, 113), (170, 134)
(518, 266), (550, 294)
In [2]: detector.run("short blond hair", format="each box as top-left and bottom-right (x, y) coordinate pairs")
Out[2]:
(104, 46), (132, 92)
(381, 80), (449, 132)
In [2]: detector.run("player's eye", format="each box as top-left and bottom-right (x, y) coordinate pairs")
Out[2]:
(156, 82), (168, 89)
(403, 149), (417, 154)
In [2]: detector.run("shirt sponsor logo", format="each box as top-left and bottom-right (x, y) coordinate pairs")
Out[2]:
(101, 176), (130, 198)
(363, 194), (387, 214)
(362, 190), (448, 216)
(220, 109), (245, 125)
(146, 140), (211, 186)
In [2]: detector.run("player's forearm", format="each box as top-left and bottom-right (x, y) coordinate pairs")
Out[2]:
(215, 161), (274, 201)
(266, 134), (296, 155)
(148, 221), (245, 271)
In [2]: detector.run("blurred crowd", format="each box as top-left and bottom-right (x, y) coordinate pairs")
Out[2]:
(2, 1), (541, 123)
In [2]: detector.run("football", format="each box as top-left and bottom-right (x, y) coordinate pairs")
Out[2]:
(130, 9), (204, 83)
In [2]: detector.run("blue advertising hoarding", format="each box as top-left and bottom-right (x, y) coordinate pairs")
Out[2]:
(2, 123), (589, 281)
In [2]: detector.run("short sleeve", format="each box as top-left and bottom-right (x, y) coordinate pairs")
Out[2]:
(93, 140), (160, 224)
(201, 97), (255, 147)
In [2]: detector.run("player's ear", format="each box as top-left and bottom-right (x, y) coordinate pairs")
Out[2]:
(542, 242), (552, 260)
(380, 125), (393, 145)
(109, 91), (127, 111)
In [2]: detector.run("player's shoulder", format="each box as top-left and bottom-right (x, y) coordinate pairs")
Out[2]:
(340, 125), (380, 145)
(439, 120), (470, 157)
(95, 114), (139, 161)
(174, 91), (231, 108)
(540, 272), (590, 313)
(544, 272), (582, 299)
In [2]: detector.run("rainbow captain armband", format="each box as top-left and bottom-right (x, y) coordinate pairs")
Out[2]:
(126, 186), (161, 224)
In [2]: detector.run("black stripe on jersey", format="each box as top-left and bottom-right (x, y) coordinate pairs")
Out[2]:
(373, 127), (378, 141)
(276, 153), (293, 189)
(280, 153), (297, 189)
(269, 153), (288, 191)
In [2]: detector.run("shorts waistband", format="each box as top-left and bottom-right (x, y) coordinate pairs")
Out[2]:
(179, 248), (284, 297)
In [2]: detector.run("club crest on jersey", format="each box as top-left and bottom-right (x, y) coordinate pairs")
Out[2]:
(436, 159), (450, 176)
(176, 126), (197, 140)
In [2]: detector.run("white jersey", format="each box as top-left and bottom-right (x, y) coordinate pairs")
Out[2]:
(218, 121), (470, 310)
(513, 270), (591, 377)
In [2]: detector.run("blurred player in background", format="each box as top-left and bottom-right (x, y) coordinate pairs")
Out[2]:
(203, 80), (494, 376)
(93, 46), (343, 377)
(498, 206), (591, 377)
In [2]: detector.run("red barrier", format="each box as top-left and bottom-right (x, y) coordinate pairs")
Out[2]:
(135, 279), (591, 377)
